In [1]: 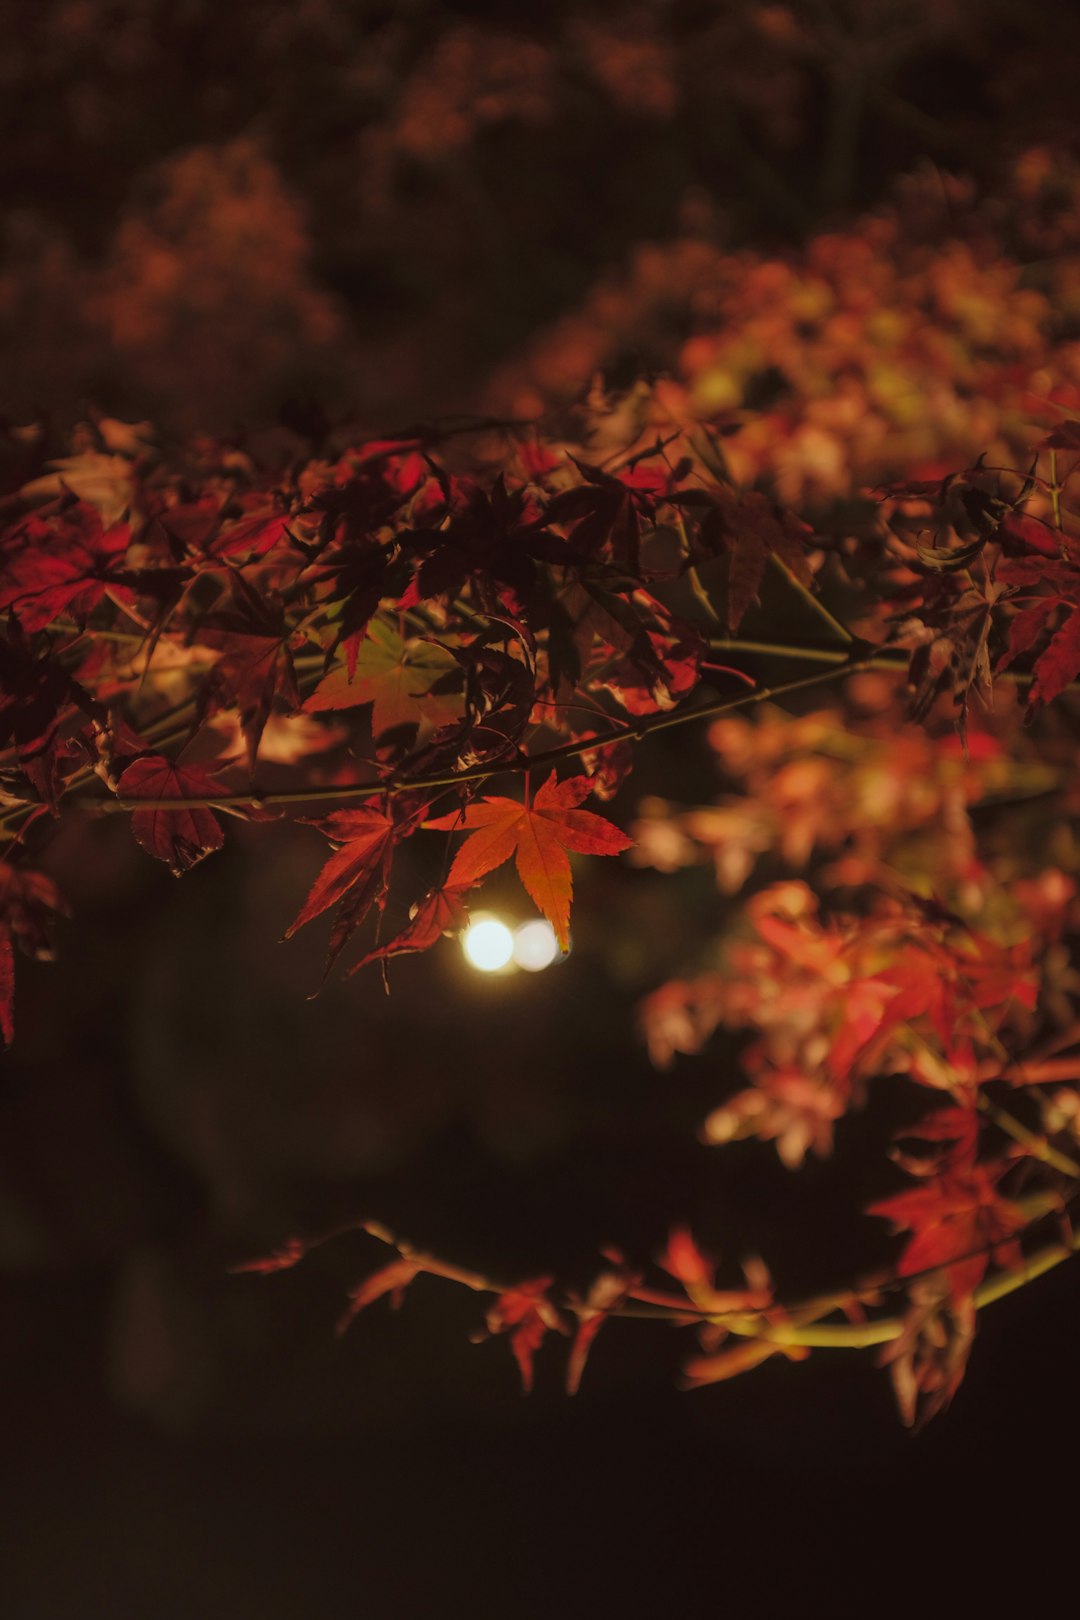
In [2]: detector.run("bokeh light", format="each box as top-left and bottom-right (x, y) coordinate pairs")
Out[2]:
(461, 916), (514, 973)
(512, 919), (560, 972)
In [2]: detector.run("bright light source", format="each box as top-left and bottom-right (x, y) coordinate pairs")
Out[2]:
(512, 919), (560, 972)
(462, 916), (514, 973)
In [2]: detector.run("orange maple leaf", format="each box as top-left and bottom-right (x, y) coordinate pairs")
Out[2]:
(335, 1257), (423, 1336)
(425, 772), (633, 951)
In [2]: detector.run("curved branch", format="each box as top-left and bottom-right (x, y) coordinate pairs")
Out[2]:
(247, 1188), (1080, 1362)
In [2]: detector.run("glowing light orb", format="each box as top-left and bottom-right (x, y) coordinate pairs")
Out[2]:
(512, 919), (560, 972)
(462, 916), (514, 972)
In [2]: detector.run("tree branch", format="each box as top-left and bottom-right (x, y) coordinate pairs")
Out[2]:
(252, 1188), (1080, 1364)
(53, 658), (879, 819)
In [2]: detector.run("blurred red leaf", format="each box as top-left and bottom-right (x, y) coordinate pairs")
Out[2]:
(229, 1239), (310, 1276)
(477, 1277), (566, 1393)
(566, 1266), (637, 1395)
(336, 1258), (423, 1336)
(0, 627), (103, 805)
(868, 1164), (1026, 1306)
(1040, 421), (1080, 451)
(0, 503), (130, 631)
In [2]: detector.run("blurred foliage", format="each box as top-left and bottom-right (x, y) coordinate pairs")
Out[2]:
(490, 150), (1080, 501)
(2, 0), (1079, 427)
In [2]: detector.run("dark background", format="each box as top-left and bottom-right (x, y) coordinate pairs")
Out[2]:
(4, 0), (1080, 431)
(5, 807), (1079, 1616)
(3, 3), (1079, 1614)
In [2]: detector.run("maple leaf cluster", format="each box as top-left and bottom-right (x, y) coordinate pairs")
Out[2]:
(9, 4), (1073, 438)
(0, 397), (827, 1036)
(636, 676), (1080, 1420)
(5, 390), (1080, 1424)
(491, 149), (1080, 506)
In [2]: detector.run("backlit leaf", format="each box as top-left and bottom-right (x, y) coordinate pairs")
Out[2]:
(426, 773), (632, 950)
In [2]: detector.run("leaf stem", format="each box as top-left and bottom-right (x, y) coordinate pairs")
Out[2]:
(975, 1093), (1080, 1179)
(769, 554), (853, 643)
(707, 636), (1047, 688)
(1, 635), (1063, 837)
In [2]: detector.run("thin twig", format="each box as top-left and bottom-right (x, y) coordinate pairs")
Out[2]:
(275, 1190), (1080, 1358)
(54, 659), (877, 818)
(976, 1093), (1080, 1180)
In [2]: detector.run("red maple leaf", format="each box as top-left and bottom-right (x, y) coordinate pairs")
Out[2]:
(998, 510), (1060, 560)
(544, 456), (659, 572)
(997, 556), (1080, 710)
(868, 1163), (1026, 1305)
(598, 620), (714, 716)
(117, 754), (230, 875)
(397, 473), (543, 614)
(143, 495), (293, 564)
(284, 796), (429, 982)
(565, 580), (714, 716)
(425, 772), (633, 951)
(350, 882), (473, 975)
(202, 508), (291, 561)
(573, 733), (634, 801)
(0, 503), (131, 631)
